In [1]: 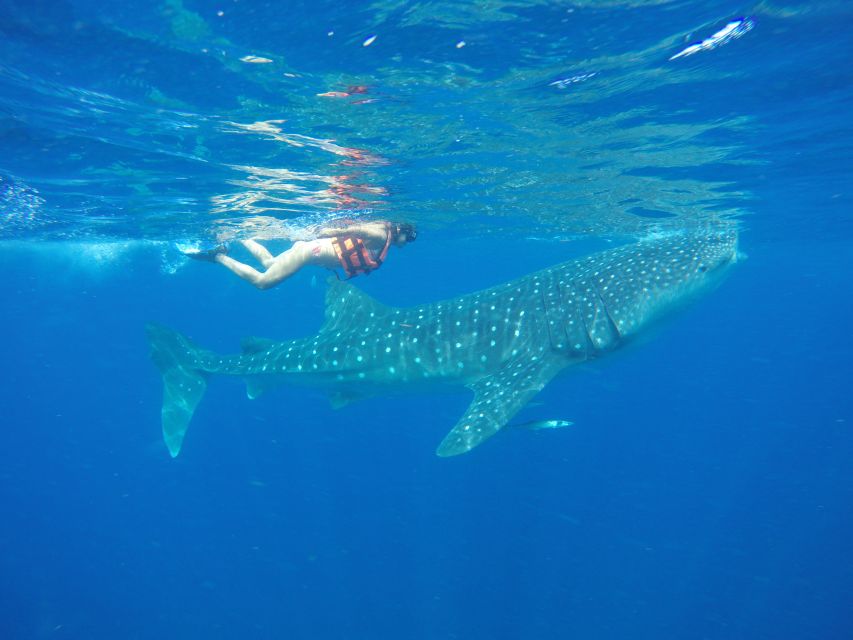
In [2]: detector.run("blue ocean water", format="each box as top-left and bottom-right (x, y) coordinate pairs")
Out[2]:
(1, 1), (852, 639)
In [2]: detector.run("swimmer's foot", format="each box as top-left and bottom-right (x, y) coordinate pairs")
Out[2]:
(185, 244), (228, 262)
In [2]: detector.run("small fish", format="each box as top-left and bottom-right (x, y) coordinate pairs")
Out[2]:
(512, 419), (573, 431)
(549, 72), (596, 89)
(669, 18), (754, 61)
(240, 55), (274, 64)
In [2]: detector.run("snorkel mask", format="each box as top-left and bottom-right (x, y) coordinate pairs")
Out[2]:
(395, 223), (417, 242)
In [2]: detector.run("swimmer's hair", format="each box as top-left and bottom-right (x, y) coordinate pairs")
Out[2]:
(393, 222), (417, 242)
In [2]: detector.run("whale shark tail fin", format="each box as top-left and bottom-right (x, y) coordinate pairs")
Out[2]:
(146, 323), (208, 458)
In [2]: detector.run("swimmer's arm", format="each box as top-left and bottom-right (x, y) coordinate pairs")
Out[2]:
(316, 221), (389, 242)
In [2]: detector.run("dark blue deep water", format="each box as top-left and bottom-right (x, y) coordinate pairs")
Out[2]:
(1, 1), (852, 639)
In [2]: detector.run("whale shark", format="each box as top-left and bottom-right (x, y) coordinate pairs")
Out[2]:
(148, 228), (738, 458)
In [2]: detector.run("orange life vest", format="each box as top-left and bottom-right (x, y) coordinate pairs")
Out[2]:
(331, 229), (392, 279)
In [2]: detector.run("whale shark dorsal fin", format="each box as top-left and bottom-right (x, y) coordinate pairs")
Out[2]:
(436, 355), (567, 457)
(320, 279), (391, 334)
(241, 336), (276, 354)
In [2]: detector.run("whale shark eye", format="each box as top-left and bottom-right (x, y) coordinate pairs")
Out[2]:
(698, 264), (708, 273)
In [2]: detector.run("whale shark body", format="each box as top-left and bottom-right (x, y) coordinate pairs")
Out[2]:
(148, 228), (738, 458)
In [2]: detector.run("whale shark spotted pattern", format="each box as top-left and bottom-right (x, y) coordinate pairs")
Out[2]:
(148, 228), (738, 457)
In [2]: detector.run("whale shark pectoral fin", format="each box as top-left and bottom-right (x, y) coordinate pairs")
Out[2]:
(328, 390), (365, 409)
(436, 356), (567, 457)
(245, 376), (275, 400)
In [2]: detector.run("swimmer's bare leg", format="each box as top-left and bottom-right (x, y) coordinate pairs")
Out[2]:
(215, 241), (312, 290)
(241, 239), (275, 268)
(214, 255), (267, 287)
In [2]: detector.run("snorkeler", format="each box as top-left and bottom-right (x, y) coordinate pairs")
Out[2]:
(187, 220), (417, 290)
